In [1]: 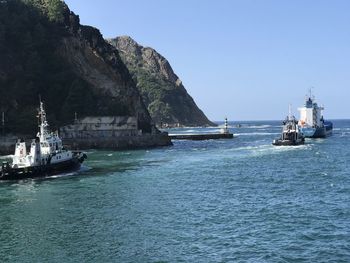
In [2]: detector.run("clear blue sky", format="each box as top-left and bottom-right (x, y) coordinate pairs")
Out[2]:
(65, 0), (350, 121)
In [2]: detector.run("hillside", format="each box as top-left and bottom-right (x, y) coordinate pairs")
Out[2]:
(0, 0), (153, 134)
(108, 36), (216, 127)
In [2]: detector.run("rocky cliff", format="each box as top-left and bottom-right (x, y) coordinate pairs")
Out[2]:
(108, 36), (216, 127)
(0, 0), (154, 134)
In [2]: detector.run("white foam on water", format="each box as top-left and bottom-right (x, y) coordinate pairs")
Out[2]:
(49, 166), (90, 179)
(236, 132), (280, 136)
(242, 125), (274, 129)
(237, 143), (311, 158)
(49, 172), (76, 179)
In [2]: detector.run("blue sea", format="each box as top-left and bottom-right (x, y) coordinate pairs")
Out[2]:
(0, 120), (349, 262)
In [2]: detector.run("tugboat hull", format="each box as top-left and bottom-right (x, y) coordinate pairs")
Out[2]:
(0, 153), (86, 180)
(272, 139), (305, 146)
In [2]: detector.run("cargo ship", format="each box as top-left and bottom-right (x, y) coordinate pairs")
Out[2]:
(298, 92), (333, 138)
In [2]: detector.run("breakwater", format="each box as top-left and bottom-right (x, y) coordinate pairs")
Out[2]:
(169, 133), (233, 140)
(63, 132), (172, 150)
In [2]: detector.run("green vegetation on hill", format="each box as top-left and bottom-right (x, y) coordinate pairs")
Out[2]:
(0, 0), (93, 133)
(24, 0), (65, 22)
(109, 36), (216, 127)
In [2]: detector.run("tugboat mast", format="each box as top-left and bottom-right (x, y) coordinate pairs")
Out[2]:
(2, 111), (4, 137)
(37, 100), (49, 141)
(308, 87), (315, 100)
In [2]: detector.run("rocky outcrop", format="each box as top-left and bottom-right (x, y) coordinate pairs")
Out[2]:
(108, 36), (216, 127)
(0, 0), (157, 138)
(57, 24), (153, 133)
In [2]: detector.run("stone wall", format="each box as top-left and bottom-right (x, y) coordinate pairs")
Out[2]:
(59, 116), (172, 150)
(63, 133), (171, 151)
(60, 116), (140, 139)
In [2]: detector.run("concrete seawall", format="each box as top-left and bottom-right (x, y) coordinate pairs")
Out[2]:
(169, 133), (233, 140)
(0, 139), (15, 155)
(0, 136), (32, 155)
(63, 132), (172, 151)
(58, 116), (172, 151)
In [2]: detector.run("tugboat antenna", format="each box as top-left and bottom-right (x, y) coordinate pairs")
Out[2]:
(2, 111), (4, 137)
(309, 87), (315, 100)
(288, 104), (292, 120)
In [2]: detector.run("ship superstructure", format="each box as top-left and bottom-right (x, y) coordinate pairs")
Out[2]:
(297, 92), (333, 138)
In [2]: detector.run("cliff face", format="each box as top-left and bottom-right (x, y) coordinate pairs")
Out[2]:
(0, 0), (153, 134)
(108, 36), (216, 127)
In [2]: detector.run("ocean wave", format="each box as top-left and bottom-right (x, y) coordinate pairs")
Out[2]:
(48, 166), (90, 179)
(245, 143), (310, 158)
(49, 172), (77, 179)
(224, 142), (310, 158)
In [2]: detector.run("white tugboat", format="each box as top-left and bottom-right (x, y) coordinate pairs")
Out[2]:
(273, 106), (305, 146)
(0, 101), (86, 180)
(297, 91), (333, 138)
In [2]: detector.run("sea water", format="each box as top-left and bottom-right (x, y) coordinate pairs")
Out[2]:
(0, 120), (349, 262)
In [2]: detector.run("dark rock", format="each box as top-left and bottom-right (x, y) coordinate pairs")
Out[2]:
(0, 0), (154, 136)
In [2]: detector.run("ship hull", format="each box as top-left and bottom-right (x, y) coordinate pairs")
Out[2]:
(301, 122), (333, 138)
(0, 153), (86, 180)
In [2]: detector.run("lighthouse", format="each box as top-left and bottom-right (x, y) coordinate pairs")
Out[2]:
(220, 118), (229, 134)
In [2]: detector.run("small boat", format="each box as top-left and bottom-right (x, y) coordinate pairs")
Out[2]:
(0, 101), (86, 180)
(273, 107), (305, 146)
(298, 90), (333, 138)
